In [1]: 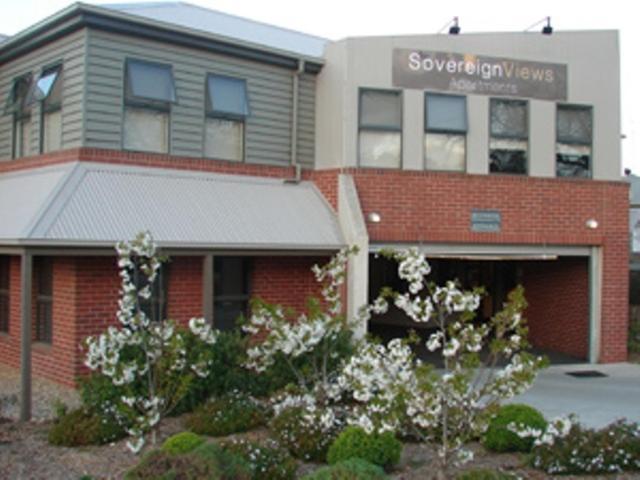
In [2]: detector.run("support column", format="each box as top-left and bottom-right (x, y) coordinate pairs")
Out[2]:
(202, 254), (214, 323)
(589, 246), (603, 363)
(338, 174), (369, 337)
(20, 251), (33, 422)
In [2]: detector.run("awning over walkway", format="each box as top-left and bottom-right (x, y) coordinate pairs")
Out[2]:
(0, 162), (344, 251)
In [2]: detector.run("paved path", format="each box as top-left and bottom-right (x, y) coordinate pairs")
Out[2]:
(513, 362), (640, 428)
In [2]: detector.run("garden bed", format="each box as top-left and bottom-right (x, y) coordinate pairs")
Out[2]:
(3, 415), (640, 479)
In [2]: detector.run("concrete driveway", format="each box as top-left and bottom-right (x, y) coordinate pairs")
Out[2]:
(512, 362), (640, 428)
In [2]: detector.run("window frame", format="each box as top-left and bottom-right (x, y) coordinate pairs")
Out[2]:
(0, 256), (9, 334)
(555, 104), (593, 179)
(122, 58), (176, 153)
(35, 258), (53, 344)
(424, 92), (468, 172)
(36, 63), (64, 154)
(6, 73), (33, 159)
(213, 256), (252, 331)
(203, 73), (250, 162)
(488, 97), (530, 175)
(357, 87), (403, 169)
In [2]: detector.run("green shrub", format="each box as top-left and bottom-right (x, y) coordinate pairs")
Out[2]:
(48, 408), (125, 446)
(222, 438), (297, 480)
(483, 404), (546, 453)
(124, 442), (251, 480)
(327, 426), (402, 469)
(529, 420), (640, 475)
(185, 391), (265, 437)
(302, 458), (389, 480)
(271, 406), (338, 461)
(161, 431), (205, 455)
(457, 469), (517, 480)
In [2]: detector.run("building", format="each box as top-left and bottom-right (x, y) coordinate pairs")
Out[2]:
(0, 3), (629, 410)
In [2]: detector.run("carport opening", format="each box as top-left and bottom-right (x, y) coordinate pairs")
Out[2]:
(367, 254), (590, 365)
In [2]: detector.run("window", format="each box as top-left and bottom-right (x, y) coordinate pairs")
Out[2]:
(28, 65), (63, 153)
(358, 89), (402, 168)
(123, 59), (176, 153)
(489, 99), (528, 174)
(213, 257), (251, 331)
(425, 94), (467, 171)
(4, 74), (33, 158)
(0, 256), (9, 333)
(205, 74), (250, 161)
(631, 208), (640, 253)
(556, 105), (592, 178)
(134, 263), (168, 323)
(35, 258), (53, 344)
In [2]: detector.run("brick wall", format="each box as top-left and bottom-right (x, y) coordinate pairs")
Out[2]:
(0, 256), (21, 369)
(251, 256), (328, 313)
(522, 257), (590, 359)
(344, 168), (629, 362)
(167, 256), (203, 324)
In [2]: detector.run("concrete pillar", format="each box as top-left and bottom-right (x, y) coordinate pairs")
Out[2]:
(589, 246), (603, 363)
(338, 174), (369, 337)
(20, 251), (32, 422)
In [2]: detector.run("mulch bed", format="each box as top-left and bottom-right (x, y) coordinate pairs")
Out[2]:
(2, 416), (640, 479)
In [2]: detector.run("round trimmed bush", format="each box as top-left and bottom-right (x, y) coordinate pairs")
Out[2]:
(483, 403), (547, 453)
(185, 391), (265, 437)
(327, 426), (402, 469)
(124, 442), (251, 480)
(302, 458), (389, 480)
(161, 431), (205, 455)
(270, 406), (337, 461)
(48, 408), (125, 446)
(222, 438), (297, 480)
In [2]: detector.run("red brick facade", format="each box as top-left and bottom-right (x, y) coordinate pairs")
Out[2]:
(0, 149), (630, 386)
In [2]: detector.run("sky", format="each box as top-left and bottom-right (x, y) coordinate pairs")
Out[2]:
(1, 0), (637, 174)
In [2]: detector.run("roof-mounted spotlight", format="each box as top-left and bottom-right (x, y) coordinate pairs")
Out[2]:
(449, 17), (461, 35)
(525, 16), (553, 35)
(438, 17), (460, 35)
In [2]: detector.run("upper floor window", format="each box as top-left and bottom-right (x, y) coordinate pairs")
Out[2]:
(205, 74), (250, 162)
(29, 64), (63, 154)
(0, 256), (9, 334)
(358, 89), (402, 168)
(556, 105), (592, 178)
(4, 73), (33, 158)
(123, 59), (176, 153)
(424, 94), (467, 172)
(489, 99), (528, 175)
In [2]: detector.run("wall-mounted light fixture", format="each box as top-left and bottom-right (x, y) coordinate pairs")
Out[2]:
(585, 218), (599, 229)
(367, 212), (382, 223)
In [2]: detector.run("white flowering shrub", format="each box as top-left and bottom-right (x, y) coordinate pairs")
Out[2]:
(84, 232), (219, 453)
(339, 248), (546, 472)
(519, 417), (640, 474)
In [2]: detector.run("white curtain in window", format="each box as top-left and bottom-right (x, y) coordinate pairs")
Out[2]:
(43, 110), (62, 153)
(123, 107), (169, 153)
(425, 133), (465, 171)
(204, 118), (243, 161)
(359, 131), (401, 168)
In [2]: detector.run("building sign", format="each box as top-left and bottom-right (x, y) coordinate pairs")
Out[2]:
(471, 210), (501, 232)
(393, 49), (567, 101)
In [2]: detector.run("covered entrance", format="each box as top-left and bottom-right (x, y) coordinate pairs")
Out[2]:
(366, 244), (600, 365)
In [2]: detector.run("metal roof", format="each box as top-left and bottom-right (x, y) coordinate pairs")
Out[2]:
(101, 2), (328, 58)
(0, 162), (344, 250)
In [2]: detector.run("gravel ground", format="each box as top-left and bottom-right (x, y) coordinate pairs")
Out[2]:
(0, 364), (80, 421)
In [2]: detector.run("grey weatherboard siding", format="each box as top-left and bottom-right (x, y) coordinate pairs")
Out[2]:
(85, 30), (316, 166)
(0, 29), (86, 160)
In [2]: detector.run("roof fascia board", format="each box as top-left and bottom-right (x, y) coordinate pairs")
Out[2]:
(0, 4), (324, 73)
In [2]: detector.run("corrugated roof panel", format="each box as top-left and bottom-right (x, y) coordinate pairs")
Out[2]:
(29, 162), (343, 249)
(102, 2), (328, 58)
(0, 164), (73, 240)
